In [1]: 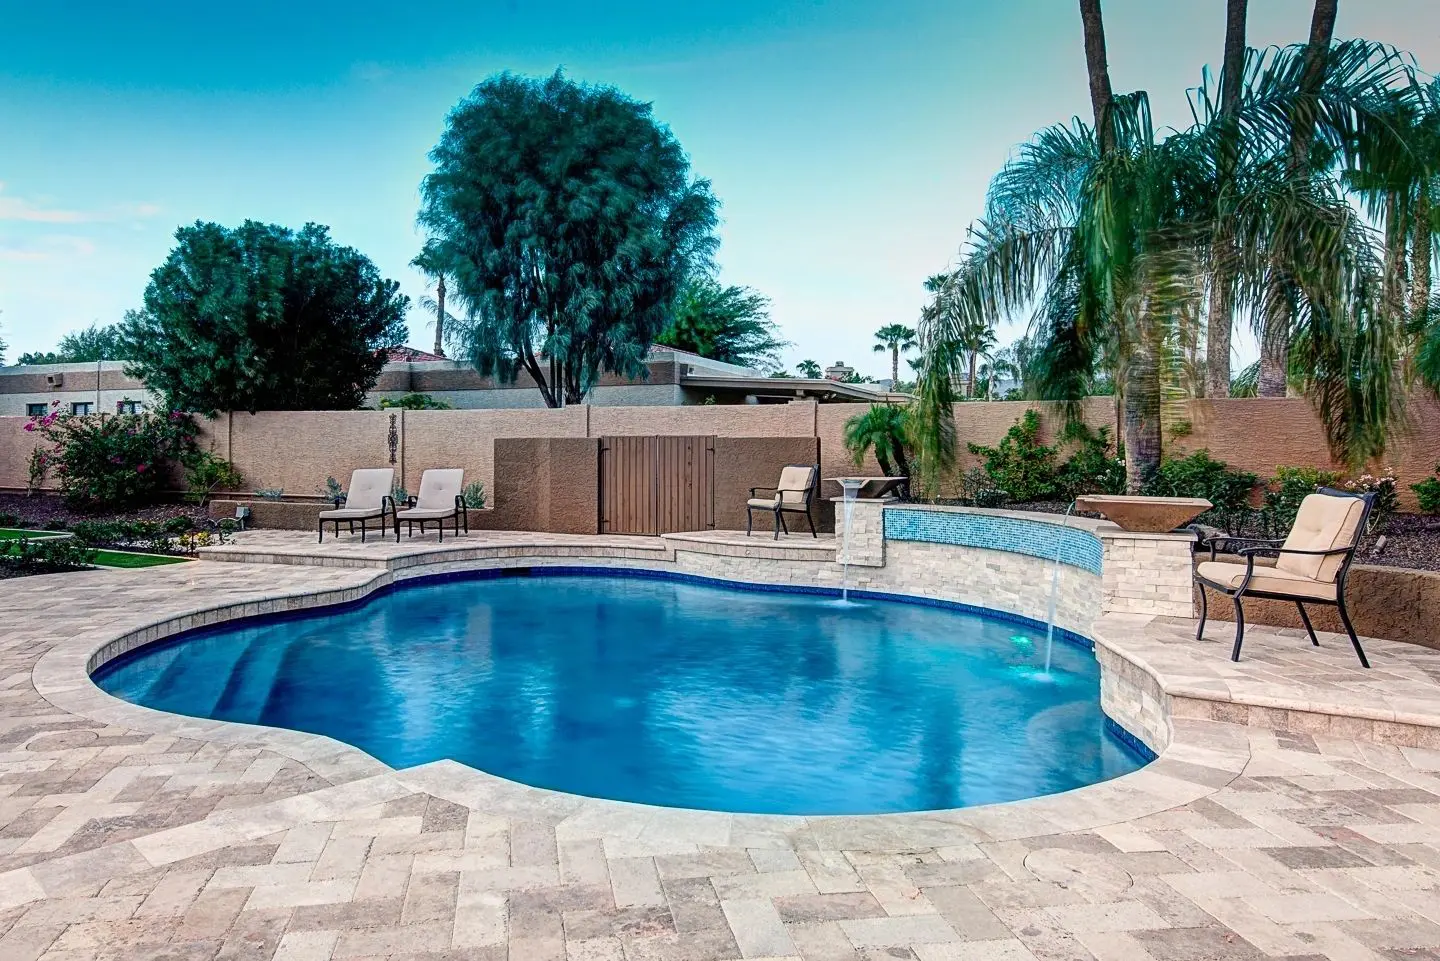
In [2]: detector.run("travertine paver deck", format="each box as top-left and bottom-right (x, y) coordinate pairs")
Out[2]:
(1, 535), (1440, 959)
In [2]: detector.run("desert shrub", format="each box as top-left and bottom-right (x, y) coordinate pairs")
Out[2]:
(255, 487), (285, 500)
(1341, 469), (1399, 533)
(1054, 423), (1126, 498)
(184, 450), (244, 505)
(3, 536), (96, 574)
(1412, 465), (1440, 515)
(0, 511), (19, 528)
(43, 519), (69, 531)
(972, 488), (1011, 509)
(378, 393), (452, 410)
(71, 519), (184, 554)
(1261, 465), (1344, 537)
(967, 410), (1058, 503)
(461, 481), (487, 509)
(321, 476), (345, 503)
(1143, 451), (1258, 534)
(25, 406), (199, 510)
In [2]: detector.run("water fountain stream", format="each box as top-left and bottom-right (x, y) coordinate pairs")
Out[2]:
(1042, 500), (1078, 675)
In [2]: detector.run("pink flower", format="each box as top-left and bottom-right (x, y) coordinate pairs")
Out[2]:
(22, 422), (34, 432)
(136, 463), (148, 473)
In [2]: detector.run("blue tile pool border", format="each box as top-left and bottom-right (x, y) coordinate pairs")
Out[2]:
(1104, 716), (1159, 762)
(883, 508), (1104, 576)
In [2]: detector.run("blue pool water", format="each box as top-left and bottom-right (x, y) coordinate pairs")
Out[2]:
(94, 572), (1144, 815)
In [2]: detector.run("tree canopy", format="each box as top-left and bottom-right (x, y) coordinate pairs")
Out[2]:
(419, 69), (719, 407)
(655, 277), (786, 370)
(121, 221), (408, 415)
(17, 321), (131, 365)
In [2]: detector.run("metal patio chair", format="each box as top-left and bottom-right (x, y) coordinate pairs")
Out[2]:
(1194, 487), (1375, 668)
(318, 468), (396, 543)
(746, 464), (819, 539)
(395, 469), (468, 541)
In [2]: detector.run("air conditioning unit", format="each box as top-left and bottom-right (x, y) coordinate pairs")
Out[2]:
(45, 373), (63, 388)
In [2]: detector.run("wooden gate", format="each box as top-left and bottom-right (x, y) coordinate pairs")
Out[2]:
(599, 436), (715, 535)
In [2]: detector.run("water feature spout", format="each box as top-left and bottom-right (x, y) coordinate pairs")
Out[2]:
(1043, 499), (1078, 674)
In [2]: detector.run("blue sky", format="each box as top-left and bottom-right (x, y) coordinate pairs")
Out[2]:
(1, 0), (1436, 377)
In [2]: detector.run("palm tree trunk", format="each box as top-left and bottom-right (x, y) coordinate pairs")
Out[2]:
(1412, 187), (1432, 326)
(1205, 0), (1248, 398)
(967, 351), (978, 398)
(1078, 0), (1115, 156)
(892, 345), (900, 386)
(433, 274), (447, 358)
(1123, 329), (1163, 492)
(1259, 0), (1338, 396)
(1384, 191), (1410, 326)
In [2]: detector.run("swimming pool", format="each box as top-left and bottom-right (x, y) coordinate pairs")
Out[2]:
(93, 571), (1146, 815)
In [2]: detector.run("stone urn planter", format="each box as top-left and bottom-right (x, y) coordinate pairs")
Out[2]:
(1073, 495), (1212, 533)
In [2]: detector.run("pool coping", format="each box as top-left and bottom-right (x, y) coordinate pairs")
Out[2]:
(29, 548), (1255, 851)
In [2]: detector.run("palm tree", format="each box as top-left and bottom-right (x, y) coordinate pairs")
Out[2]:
(1258, 0), (1339, 397)
(1204, 0), (1249, 397)
(1078, 0), (1115, 157)
(872, 324), (917, 385)
(842, 404), (912, 479)
(796, 359), (822, 379)
(410, 241), (453, 358)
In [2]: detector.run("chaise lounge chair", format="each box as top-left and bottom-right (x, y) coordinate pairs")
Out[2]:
(396, 469), (468, 542)
(746, 464), (819, 539)
(1194, 486), (1375, 667)
(318, 468), (396, 543)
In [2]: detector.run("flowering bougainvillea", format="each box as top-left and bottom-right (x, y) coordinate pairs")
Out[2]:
(28, 405), (201, 509)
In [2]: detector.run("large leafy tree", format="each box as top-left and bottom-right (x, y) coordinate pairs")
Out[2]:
(17, 321), (131, 365)
(122, 221), (409, 415)
(656, 277), (786, 370)
(420, 70), (719, 407)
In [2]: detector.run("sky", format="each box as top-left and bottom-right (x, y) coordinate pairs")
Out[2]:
(1, 0), (1437, 379)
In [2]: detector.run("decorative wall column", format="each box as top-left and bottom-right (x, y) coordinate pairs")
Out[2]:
(833, 497), (891, 568)
(1096, 528), (1196, 618)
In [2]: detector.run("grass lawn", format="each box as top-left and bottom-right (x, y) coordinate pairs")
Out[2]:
(1, 533), (190, 569)
(90, 550), (191, 569)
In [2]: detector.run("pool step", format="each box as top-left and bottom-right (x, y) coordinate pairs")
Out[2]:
(212, 637), (295, 723)
(140, 639), (250, 716)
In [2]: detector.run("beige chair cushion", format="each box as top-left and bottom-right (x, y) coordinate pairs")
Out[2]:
(747, 496), (780, 510)
(396, 507), (455, 521)
(1277, 493), (1365, 582)
(1196, 561), (1337, 601)
(411, 469), (464, 511)
(344, 468), (394, 512)
(319, 507), (384, 521)
(775, 465), (814, 507)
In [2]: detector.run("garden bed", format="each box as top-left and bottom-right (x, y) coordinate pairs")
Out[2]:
(0, 493), (208, 531)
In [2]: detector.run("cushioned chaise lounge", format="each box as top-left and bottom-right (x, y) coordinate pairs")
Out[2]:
(318, 468), (396, 543)
(1194, 486), (1375, 667)
(396, 469), (467, 541)
(746, 464), (819, 539)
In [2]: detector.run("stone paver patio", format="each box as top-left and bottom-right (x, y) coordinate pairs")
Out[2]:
(2, 532), (1440, 960)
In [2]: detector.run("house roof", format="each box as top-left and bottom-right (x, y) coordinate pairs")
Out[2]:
(386, 346), (447, 363)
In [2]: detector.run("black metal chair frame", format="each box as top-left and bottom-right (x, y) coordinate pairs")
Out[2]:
(1194, 487), (1375, 668)
(395, 495), (469, 542)
(746, 464), (819, 540)
(318, 495), (396, 544)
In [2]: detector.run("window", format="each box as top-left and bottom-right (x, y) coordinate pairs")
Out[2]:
(25, 403), (47, 417)
(115, 400), (143, 414)
(70, 402), (95, 416)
